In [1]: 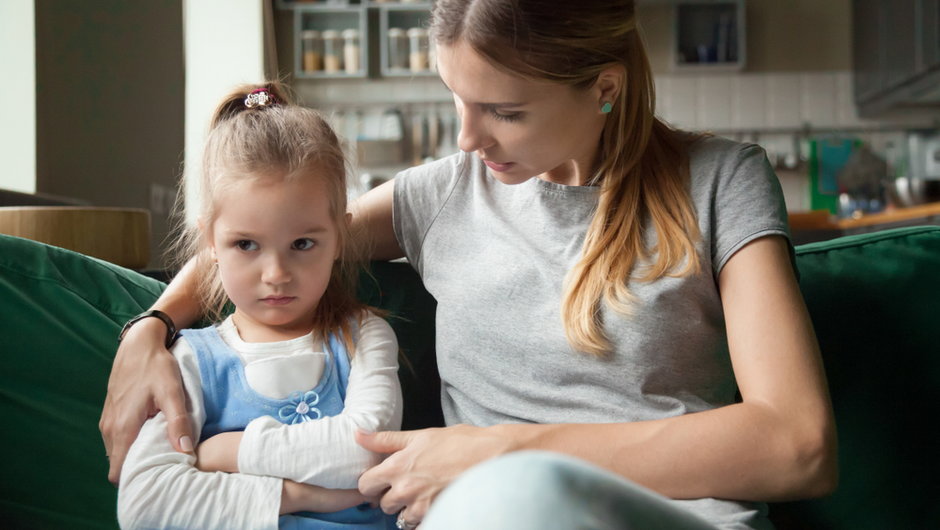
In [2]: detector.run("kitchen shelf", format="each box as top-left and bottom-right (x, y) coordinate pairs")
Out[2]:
(293, 5), (368, 79)
(379, 4), (436, 77)
(672, 0), (745, 72)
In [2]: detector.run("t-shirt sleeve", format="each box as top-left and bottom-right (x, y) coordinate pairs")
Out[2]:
(392, 153), (467, 273)
(707, 142), (792, 276)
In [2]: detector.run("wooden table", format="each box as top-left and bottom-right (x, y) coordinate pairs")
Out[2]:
(789, 202), (940, 244)
(0, 206), (151, 269)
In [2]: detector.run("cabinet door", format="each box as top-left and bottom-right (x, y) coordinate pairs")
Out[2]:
(884, 0), (918, 90)
(853, 0), (886, 102)
(920, 0), (940, 72)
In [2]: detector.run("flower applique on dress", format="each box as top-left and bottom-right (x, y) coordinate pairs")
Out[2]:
(278, 390), (322, 424)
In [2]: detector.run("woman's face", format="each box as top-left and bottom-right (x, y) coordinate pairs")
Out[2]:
(436, 40), (609, 186)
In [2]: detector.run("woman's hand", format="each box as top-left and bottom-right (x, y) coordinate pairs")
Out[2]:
(195, 431), (243, 473)
(281, 481), (373, 515)
(99, 317), (194, 484)
(356, 425), (515, 524)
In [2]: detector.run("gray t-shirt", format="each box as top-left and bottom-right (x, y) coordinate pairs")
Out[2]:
(393, 136), (788, 529)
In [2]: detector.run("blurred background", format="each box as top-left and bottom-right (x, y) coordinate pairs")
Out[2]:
(1, 0), (938, 270)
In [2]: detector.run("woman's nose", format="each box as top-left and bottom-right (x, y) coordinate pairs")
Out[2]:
(457, 108), (493, 153)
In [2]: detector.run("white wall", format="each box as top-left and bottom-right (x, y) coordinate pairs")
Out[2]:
(184, 0), (268, 223)
(0, 0), (36, 193)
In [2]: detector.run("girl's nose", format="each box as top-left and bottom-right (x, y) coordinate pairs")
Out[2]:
(262, 254), (291, 285)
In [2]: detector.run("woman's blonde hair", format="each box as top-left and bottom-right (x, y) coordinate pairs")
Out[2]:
(431, 0), (703, 356)
(172, 81), (367, 347)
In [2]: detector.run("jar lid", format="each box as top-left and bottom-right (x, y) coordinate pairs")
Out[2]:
(321, 29), (340, 38)
(342, 28), (360, 38)
(301, 30), (321, 38)
(407, 27), (428, 37)
(388, 27), (405, 37)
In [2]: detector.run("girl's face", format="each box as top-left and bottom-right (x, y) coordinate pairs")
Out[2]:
(436, 40), (610, 186)
(208, 172), (341, 343)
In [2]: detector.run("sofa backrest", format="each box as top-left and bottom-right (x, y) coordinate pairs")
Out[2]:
(1, 225), (938, 529)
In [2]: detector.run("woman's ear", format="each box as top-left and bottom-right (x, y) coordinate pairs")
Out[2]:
(593, 65), (625, 113)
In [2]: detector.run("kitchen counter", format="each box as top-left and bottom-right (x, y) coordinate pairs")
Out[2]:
(789, 201), (940, 244)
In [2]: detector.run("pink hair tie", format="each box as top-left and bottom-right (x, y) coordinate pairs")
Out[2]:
(244, 88), (278, 108)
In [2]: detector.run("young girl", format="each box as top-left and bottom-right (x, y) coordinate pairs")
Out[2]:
(116, 83), (402, 529)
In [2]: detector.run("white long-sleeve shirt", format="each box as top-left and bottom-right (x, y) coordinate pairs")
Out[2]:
(118, 312), (402, 530)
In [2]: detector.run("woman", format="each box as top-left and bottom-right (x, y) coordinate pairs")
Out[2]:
(101, 1), (837, 528)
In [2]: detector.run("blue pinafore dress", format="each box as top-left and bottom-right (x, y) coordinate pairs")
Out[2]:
(181, 327), (396, 530)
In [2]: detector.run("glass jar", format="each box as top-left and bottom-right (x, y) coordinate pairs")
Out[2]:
(387, 28), (408, 71)
(342, 28), (360, 74)
(407, 27), (429, 72)
(322, 30), (342, 73)
(301, 30), (322, 72)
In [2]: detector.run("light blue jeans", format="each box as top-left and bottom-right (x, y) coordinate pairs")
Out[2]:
(422, 451), (718, 530)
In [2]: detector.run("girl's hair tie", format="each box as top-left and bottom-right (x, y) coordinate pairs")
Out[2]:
(244, 88), (278, 108)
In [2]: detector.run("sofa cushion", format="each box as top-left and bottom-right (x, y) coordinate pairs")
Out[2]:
(772, 225), (940, 529)
(0, 234), (164, 529)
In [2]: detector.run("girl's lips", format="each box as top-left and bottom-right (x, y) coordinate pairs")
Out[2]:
(483, 159), (515, 172)
(261, 296), (295, 306)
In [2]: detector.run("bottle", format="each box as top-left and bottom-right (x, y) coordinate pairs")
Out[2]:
(342, 28), (360, 74)
(301, 30), (322, 72)
(322, 30), (342, 73)
(387, 28), (408, 71)
(407, 27), (429, 72)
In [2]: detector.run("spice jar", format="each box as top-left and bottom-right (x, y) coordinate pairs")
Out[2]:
(387, 28), (408, 71)
(407, 27), (429, 72)
(322, 30), (342, 73)
(342, 28), (360, 74)
(301, 30), (322, 72)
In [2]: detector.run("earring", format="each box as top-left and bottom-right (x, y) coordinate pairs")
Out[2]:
(600, 102), (613, 114)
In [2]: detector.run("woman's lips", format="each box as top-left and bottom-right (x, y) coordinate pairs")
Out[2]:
(483, 160), (515, 172)
(261, 296), (295, 306)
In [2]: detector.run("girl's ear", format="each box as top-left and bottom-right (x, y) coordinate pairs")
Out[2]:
(198, 218), (218, 261)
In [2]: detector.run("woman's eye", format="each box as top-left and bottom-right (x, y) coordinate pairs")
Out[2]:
(292, 238), (316, 250)
(490, 109), (522, 122)
(235, 240), (258, 251)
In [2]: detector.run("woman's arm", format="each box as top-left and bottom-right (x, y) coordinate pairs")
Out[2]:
(358, 235), (837, 521)
(100, 258), (204, 484)
(349, 179), (405, 261)
(200, 313), (403, 489)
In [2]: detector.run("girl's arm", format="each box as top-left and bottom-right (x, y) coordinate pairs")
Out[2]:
(117, 338), (369, 529)
(358, 235), (838, 521)
(117, 338), (281, 529)
(101, 259), (203, 484)
(199, 312), (403, 489)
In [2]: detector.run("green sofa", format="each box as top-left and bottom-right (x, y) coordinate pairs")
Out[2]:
(1, 226), (938, 529)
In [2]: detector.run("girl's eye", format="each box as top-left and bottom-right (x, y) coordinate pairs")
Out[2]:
(292, 238), (316, 250)
(235, 240), (258, 251)
(490, 109), (522, 123)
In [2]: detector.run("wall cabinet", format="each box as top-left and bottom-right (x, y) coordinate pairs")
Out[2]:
(280, 1), (434, 79)
(673, 0), (746, 71)
(852, 0), (940, 116)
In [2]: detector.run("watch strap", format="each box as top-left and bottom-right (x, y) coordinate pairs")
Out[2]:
(118, 309), (179, 349)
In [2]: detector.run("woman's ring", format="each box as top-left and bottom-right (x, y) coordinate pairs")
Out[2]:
(396, 511), (417, 530)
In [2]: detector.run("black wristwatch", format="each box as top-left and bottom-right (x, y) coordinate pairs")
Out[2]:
(118, 309), (179, 349)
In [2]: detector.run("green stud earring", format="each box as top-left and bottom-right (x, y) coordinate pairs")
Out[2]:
(601, 102), (613, 114)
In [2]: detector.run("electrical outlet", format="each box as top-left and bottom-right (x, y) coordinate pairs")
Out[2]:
(149, 183), (175, 215)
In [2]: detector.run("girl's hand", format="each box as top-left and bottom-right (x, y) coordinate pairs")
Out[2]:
(195, 431), (243, 473)
(356, 425), (515, 524)
(281, 481), (372, 514)
(100, 318), (194, 484)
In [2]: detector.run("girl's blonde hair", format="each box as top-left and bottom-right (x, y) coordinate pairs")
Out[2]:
(172, 81), (367, 347)
(431, 0), (703, 356)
